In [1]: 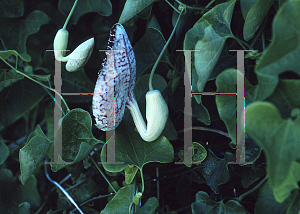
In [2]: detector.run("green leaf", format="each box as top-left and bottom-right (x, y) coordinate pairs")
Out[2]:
(191, 96), (211, 125)
(194, 24), (226, 93)
(184, 0), (236, 86)
(58, 0), (112, 25)
(242, 0), (274, 41)
(20, 125), (52, 184)
(50, 108), (104, 172)
(148, 15), (162, 33)
(16, 175), (41, 209)
(124, 165), (139, 184)
(0, 10), (49, 54)
(254, 0), (300, 101)
(273, 161), (300, 203)
(265, 79), (300, 119)
(119, 0), (155, 24)
(215, 69), (241, 145)
(240, 0), (257, 20)
(183, 0), (236, 122)
(0, 50), (31, 62)
(0, 70), (24, 92)
(0, 78), (47, 129)
(0, 169), (40, 214)
(254, 180), (294, 214)
(178, 142), (207, 167)
(191, 191), (247, 214)
(100, 184), (135, 214)
(136, 197), (159, 214)
(100, 121), (174, 172)
(197, 149), (235, 193)
(245, 101), (300, 202)
(18, 202), (30, 214)
(0, 137), (9, 165)
(241, 164), (265, 188)
(286, 191), (300, 214)
(0, 0), (24, 18)
(134, 28), (168, 78)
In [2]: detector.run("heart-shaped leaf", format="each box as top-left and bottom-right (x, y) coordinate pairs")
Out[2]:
(100, 121), (174, 172)
(178, 142), (207, 167)
(119, 0), (155, 24)
(265, 79), (300, 119)
(0, 10), (49, 54)
(0, 0), (24, 18)
(245, 101), (300, 202)
(50, 108), (104, 172)
(216, 68), (243, 145)
(100, 184), (135, 214)
(191, 191), (247, 214)
(197, 149), (235, 193)
(0, 78), (47, 129)
(20, 125), (52, 184)
(136, 197), (159, 214)
(242, 0), (275, 41)
(134, 28), (168, 78)
(254, 0), (300, 101)
(254, 180), (295, 214)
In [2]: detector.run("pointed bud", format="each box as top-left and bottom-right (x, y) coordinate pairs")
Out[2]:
(53, 29), (69, 61)
(64, 37), (94, 72)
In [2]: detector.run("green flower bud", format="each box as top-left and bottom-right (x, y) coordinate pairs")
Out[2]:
(53, 28), (69, 61)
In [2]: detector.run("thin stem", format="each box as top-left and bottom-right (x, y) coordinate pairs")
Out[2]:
(164, 0), (181, 13)
(44, 163), (84, 214)
(237, 175), (268, 202)
(156, 167), (159, 201)
(174, 0), (209, 10)
(148, 7), (184, 91)
(250, 14), (268, 48)
(90, 156), (117, 193)
(234, 36), (253, 50)
(140, 168), (145, 194)
(0, 56), (70, 113)
(178, 126), (231, 139)
(63, 0), (79, 29)
(262, 32), (265, 51)
(129, 201), (134, 214)
(43, 88), (66, 116)
(205, 0), (216, 8)
(71, 192), (115, 213)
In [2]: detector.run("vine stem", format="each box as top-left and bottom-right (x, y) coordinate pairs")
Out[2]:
(140, 168), (145, 194)
(164, 0), (181, 13)
(44, 162), (84, 214)
(234, 36), (253, 50)
(237, 175), (268, 202)
(89, 156), (117, 193)
(148, 5), (184, 91)
(0, 56), (70, 113)
(63, 0), (79, 29)
(178, 126), (231, 139)
(174, 0), (209, 10)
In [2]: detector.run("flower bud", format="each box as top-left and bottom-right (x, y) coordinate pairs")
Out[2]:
(53, 28), (69, 61)
(65, 37), (94, 72)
